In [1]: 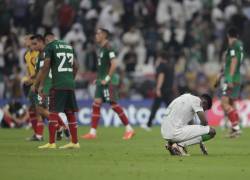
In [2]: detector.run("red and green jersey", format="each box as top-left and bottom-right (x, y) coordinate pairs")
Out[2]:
(44, 40), (75, 89)
(96, 44), (117, 85)
(224, 40), (244, 83)
(35, 52), (52, 95)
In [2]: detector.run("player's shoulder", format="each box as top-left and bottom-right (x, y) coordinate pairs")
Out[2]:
(104, 43), (116, 52)
(232, 40), (243, 50)
(182, 93), (200, 102)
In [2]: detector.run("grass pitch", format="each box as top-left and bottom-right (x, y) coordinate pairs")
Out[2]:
(0, 127), (250, 180)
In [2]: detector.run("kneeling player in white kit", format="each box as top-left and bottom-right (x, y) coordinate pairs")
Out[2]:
(161, 93), (216, 156)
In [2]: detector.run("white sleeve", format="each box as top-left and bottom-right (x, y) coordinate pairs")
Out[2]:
(230, 49), (236, 57)
(191, 97), (203, 113)
(109, 51), (116, 59)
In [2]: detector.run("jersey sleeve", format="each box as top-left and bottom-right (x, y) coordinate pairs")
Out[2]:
(108, 50), (116, 60)
(191, 97), (204, 113)
(229, 48), (236, 58)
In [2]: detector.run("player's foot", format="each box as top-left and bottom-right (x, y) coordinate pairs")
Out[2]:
(199, 142), (208, 155)
(64, 129), (70, 140)
(26, 134), (44, 141)
(81, 133), (96, 140)
(140, 124), (152, 131)
(59, 142), (80, 149)
(165, 142), (176, 155)
(38, 143), (56, 149)
(123, 130), (136, 140)
(226, 129), (241, 138)
(172, 143), (190, 156)
(56, 130), (63, 141)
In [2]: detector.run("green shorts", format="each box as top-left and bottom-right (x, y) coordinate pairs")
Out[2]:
(28, 91), (37, 108)
(222, 83), (241, 99)
(49, 88), (78, 113)
(95, 84), (119, 103)
(28, 91), (49, 108)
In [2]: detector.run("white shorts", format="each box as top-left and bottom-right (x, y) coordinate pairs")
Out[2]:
(161, 125), (210, 142)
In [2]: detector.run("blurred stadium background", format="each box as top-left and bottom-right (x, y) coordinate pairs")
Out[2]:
(1, 0), (250, 127)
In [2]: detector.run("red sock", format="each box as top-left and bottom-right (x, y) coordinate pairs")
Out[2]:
(58, 116), (67, 130)
(91, 102), (101, 129)
(29, 111), (37, 134)
(228, 109), (239, 127)
(66, 112), (78, 144)
(48, 113), (59, 144)
(36, 121), (44, 136)
(3, 114), (14, 127)
(111, 102), (129, 126)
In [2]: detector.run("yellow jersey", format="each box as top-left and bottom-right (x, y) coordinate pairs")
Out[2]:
(24, 50), (39, 78)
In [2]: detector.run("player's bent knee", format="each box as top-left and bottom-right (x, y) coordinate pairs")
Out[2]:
(209, 127), (216, 138)
(94, 99), (102, 105)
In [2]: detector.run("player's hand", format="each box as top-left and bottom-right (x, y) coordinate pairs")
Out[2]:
(156, 89), (162, 97)
(92, 79), (97, 84)
(214, 79), (220, 88)
(101, 80), (107, 85)
(30, 84), (36, 93)
(38, 86), (44, 95)
(23, 78), (33, 85)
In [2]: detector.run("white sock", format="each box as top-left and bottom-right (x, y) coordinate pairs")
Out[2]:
(178, 136), (202, 147)
(36, 134), (42, 139)
(90, 128), (97, 135)
(125, 124), (133, 132)
(232, 125), (240, 131)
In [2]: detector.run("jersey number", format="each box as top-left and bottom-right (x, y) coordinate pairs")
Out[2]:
(56, 52), (74, 72)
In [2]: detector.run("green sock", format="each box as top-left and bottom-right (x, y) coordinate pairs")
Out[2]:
(201, 134), (213, 142)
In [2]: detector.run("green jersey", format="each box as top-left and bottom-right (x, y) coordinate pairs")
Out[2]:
(44, 40), (75, 89)
(35, 52), (52, 95)
(96, 45), (117, 85)
(225, 40), (244, 83)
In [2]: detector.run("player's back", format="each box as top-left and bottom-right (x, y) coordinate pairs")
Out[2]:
(24, 50), (39, 77)
(225, 40), (244, 83)
(44, 40), (75, 90)
(162, 94), (201, 128)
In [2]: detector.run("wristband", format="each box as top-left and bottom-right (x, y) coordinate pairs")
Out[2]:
(105, 75), (111, 82)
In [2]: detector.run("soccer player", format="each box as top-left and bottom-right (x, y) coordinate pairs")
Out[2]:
(215, 27), (244, 138)
(161, 93), (216, 156)
(30, 34), (70, 141)
(81, 28), (135, 140)
(23, 34), (44, 141)
(34, 32), (79, 149)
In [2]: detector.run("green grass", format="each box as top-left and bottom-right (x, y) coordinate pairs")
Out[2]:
(0, 127), (250, 180)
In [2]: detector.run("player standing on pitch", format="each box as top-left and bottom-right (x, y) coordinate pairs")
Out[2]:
(34, 33), (79, 149)
(30, 34), (70, 141)
(81, 28), (135, 140)
(215, 27), (244, 138)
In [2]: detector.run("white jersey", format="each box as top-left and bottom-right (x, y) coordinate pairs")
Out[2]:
(161, 93), (204, 139)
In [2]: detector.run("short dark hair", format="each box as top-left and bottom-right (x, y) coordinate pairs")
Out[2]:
(30, 34), (44, 41)
(227, 26), (239, 38)
(44, 32), (55, 38)
(99, 28), (110, 39)
(201, 94), (212, 109)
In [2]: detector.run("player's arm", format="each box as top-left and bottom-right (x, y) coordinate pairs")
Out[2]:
(108, 58), (117, 78)
(34, 58), (51, 93)
(196, 111), (208, 126)
(228, 57), (238, 83)
(156, 73), (164, 97)
(73, 58), (78, 79)
(102, 58), (117, 85)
